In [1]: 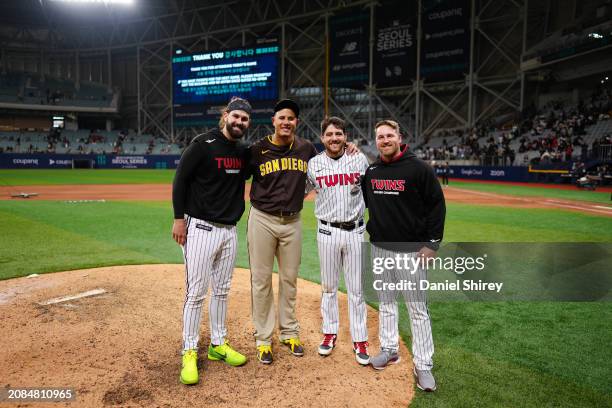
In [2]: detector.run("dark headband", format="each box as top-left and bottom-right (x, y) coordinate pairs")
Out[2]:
(227, 98), (252, 115)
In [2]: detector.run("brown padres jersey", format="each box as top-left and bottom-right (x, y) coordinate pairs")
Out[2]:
(249, 135), (318, 214)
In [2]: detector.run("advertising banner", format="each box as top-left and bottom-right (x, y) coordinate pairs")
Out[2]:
(420, 0), (470, 82)
(329, 9), (370, 89)
(434, 165), (529, 182)
(373, 0), (417, 87)
(0, 154), (181, 169)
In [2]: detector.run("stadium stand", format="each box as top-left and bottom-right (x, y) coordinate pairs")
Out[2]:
(0, 129), (180, 155)
(0, 71), (115, 109)
(416, 85), (612, 167)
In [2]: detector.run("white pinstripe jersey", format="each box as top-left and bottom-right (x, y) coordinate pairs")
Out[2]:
(306, 151), (369, 223)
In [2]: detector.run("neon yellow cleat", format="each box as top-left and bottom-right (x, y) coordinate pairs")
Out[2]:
(207, 341), (247, 367)
(281, 338), (304, 356)
(256, 344), (273, 364)
(180, 349), (199, 385)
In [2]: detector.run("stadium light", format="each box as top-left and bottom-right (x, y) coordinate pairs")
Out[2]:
(49, 0), (134, 4)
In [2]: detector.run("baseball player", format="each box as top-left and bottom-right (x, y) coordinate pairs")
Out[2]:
(172, 97), (252, 385)
(306, 116), (370, 365)
(361, 120), (446, 392)
(247, 99), (318, 364)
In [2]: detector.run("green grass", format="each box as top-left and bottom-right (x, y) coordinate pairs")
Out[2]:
(451, 180), (612, 204)
(0, 199), (611, 406)
(445, 203), (612, 242)
(408, 302), (612, 407)
(0, 169), (175, 185)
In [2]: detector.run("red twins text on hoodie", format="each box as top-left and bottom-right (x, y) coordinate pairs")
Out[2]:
(361, 145), (446, 250)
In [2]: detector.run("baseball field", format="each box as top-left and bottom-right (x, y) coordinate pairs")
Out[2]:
(0, 169), (611, 407)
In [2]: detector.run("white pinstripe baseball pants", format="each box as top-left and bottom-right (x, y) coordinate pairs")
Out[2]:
(317, 220), (368, 342)
(182, 216), (237, 351)
(372, 245), (434, 371)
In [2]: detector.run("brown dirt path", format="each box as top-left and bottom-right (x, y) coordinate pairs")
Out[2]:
(2, 183), (610, 217)
(0, 184), (172, 201)
(0, 265), (413, 408)
(443, 186), (612, 217)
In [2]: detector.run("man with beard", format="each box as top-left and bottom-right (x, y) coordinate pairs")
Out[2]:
(362, 120), (445, 392)
(306, 116), (370, 365)
(172, 97), (251, 385)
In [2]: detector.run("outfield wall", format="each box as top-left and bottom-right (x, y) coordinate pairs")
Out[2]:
(441, 166), (528, 182)
(0, 153), (573, 183)
(0, 153), (181, 169)
(439, 164), (573, 183)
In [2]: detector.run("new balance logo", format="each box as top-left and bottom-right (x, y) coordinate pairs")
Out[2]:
(342, 42), (357, 52)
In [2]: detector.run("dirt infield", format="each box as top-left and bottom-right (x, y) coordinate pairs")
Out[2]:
(0, 265), (413, 408)
(2, 183), (610, 216)
(0, 184), (172, 201)
(444, 186), (612, 217)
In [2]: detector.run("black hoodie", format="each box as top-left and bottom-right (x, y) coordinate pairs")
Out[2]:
(172, 128), (248, 224)
(361, 145), (446, 250)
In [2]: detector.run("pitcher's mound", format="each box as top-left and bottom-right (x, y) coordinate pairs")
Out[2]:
(0, 265), (414, 407)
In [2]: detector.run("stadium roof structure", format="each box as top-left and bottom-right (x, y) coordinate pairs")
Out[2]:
(0, 0), (368, 51)
(0, 0), (175, 28)
(0, 0), (609, 142)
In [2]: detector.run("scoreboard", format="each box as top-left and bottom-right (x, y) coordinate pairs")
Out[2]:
(172, 44), (279, 126)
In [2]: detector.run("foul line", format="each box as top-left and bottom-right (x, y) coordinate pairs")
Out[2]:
(447, 187), (612, 216)
(545, 200), (612, 215)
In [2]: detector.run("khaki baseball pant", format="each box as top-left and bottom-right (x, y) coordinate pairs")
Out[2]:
(247, 206), (302, 346)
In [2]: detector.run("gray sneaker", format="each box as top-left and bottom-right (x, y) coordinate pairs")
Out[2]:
(414, 367), (437, 391)
(370, 348), (401, 370)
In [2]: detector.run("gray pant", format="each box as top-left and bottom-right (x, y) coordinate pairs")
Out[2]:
(372, 245), (434, 370)
(317, 220), (368, 342)
(182, 216), (237, 351)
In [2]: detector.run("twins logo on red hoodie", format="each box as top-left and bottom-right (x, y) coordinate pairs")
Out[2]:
(370, 179), (406, 194)
(215, 157), (243, 174)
